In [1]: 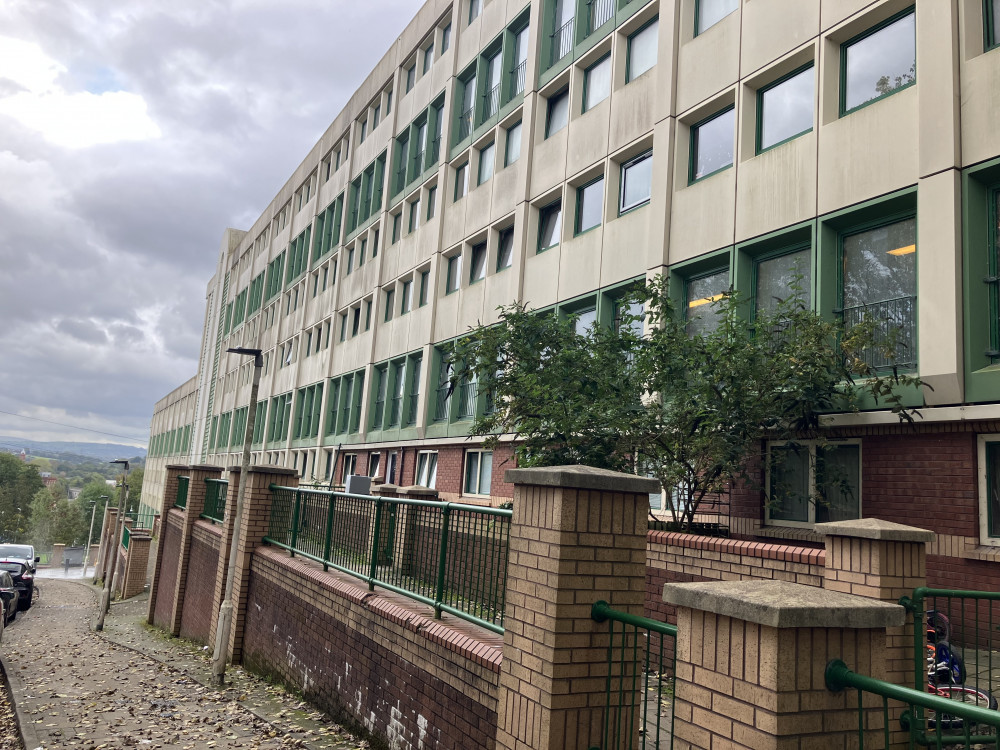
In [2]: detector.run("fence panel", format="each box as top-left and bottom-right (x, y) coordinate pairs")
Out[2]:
(175, 476), (189, 509)
(202, 479), (227, 524)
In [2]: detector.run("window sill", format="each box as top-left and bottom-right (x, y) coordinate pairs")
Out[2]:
(963, 545), (1000, 563)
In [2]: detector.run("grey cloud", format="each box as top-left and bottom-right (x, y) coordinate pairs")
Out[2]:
(54, 318), (110, 345)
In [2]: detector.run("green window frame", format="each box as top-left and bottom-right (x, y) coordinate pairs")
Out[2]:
(391, 212), (401, 244)
(426, 186), (437, 220)
(538, 200), (562, 252)
(757, 63), (814, 154)
(470, 242), (488, 283)
(685, 267), (729, 336)
(751, 246), (812, 318)
(766, 440), (862, 527)
(575, 176), (604, 235)
(982, 437), (1000, 542)
(401, 280), (413, 314)
(497, 226), (514, 270)
(441, 23), (451, 52)
(478, 141), (496, 185)
(446, 254), (463, 294)
(987, 0), (1000, 50)
(695, 0), (738, 36)
(619, 150), (653, 214)
(625, 17), (658, 83)
(545, 89), (569, 138)
(988, 187), (1000, 363)
(840, 8), (916, 116)
(689, 106), (735, 184)
(582, 54), (611, 113)
(454, 162), (470, 201)
(505, 121), (522, 166)
(384, 289), (395, 322)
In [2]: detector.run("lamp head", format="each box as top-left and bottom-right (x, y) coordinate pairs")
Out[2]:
(227, 346), (264, 367)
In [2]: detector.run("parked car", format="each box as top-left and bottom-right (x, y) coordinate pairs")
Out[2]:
(0, 571), (19, 625)
(0, 544), (38, 610)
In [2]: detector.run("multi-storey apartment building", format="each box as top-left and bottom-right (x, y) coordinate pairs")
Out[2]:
(145, 0), (1000, 585)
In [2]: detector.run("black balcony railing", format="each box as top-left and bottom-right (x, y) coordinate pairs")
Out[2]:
(588, 0), (614, 33)
(838, 295), (917, 370)
(394, 165), (406, 194)
(411, 148), (425, 178)
(389, 395), (402, 427)
(550, 18), (574, 67)
(509, 60), (526, 98)
(434, 383), (451, 422)
(456, 379), (478, 419)
(483, 85), (501, 120)
(458, 107), (474, 140)
(428, 137), (441, 165)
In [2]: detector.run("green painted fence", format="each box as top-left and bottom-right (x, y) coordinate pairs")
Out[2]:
(202, 479), (227, 524)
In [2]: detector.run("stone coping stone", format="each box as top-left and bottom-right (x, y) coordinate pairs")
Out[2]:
(663, 580), (905, 629)
(189, 464), (225, 472)
(504, 464), (659, 494)
(372, 483), (400, 492)
(165, 464), (189, 471)
(815, 518), (935, 543)
(399, 485), (440, 497)
(248, 465), (298, 476)
(227, 466), (243, 473)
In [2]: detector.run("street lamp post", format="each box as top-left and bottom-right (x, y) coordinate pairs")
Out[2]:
(82, 495), (107, 578)
(211, 347), (263, 684)
(94, 460), (129, 632)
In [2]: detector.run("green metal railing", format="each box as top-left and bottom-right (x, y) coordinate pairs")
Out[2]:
(202, 479), (228, 524)
(826, 659), (1000, 748)
(176, 476), (189, 509)
(264, 486), (512, 633)
(590, 601), (677, 750)
(122, 525), (131, 550)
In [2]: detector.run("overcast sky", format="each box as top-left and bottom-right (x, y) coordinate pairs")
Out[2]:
(0, 0), (423, 450)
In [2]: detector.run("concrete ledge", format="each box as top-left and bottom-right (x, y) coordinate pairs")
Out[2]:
(815, 518), (935, 543)
(663, 580), (905, 629)
(504, 465), (660, 494)
(398, 485), (440, 497)
(189, 464), (225, 472)
(248, 465), (298, 476)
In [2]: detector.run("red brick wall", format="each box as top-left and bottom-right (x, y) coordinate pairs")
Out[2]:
(179, 521), (222, 644)
(151, 512), (183, 630)
(243, 548), (500, 750)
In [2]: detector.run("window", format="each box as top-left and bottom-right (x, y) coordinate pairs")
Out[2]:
(423, 44), (434, 74)
(989, 187), (1000, 364)
(360, 120), (367, 143)
(416, 451), (438, 488)
(552, 0), (575, 64)
(546, 89), (569, 137)
(626, 18), (658, 82)
(441, 23), (452, 53)
(359, 238), (367, 265)
(464, 450), (493, 495)
(419, 270), (430, 306)
(574, 306), (597, 335)
(446, 254), (463, 293)
(401, 279), (413, 313)
(341, 453), (358, 481)
(351, 307), (361, 337)
(384, 289), (395, 321)
(478, 141), (496, 184)
(346, 246), (355, 274)
(497, 227), (514, 270)
(408, 199), (421, 232)
(505, 121), (522, 166)
(405, 65), (415, 93)
(767, 441), (861, 526)
(484, 51), (502, 119)
(576, 177), (604, 234)
(696, 0), (738, 35)
(841, 10), (916, 115)
(368, 453), (381, 478)
(538, 200), (562, 252)
(979, 437), (1000, 544)
(754, 248), (811, 316)
(392, 213), (401, 243)
(468, 0), (482, 24)
(840, 217), (917, 369)
(426, 186), (437, 220)
(758, 64), (814, 153)
(583, 54), (611, 112)
(365, 300), (372, 330)
(685, 268), (728, 335)
(620, 151), (652, 213)
(458, 72), (476, 140)
(690, 107), (734, 183)
(511, 26), (528, 96)
(339, 313), (347, 341)
(454, 162), (470, 200)
(470, 242), (488, 283)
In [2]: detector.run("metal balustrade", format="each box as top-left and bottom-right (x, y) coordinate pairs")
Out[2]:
(202, 478), (227, 524)
(551, 18), (574, 66)
(838, 295), (917, 370)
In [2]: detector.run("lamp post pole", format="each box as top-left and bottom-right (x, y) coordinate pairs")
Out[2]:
(82, 495), (106, 578)
(212, 347), (263, 684)
(94, 460), (128, 632)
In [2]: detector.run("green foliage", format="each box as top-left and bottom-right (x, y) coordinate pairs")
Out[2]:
(457, 275), (924, 530)
(0, 453), (43, 542)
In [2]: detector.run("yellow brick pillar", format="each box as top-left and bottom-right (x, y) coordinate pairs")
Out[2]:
(818, 518), (934, 748)
(51, 544), (65, 570)
(147, 464), (188, 624)
(494, 465), (657, 750)
(664, 580), (905, 749)
(121, 533), (152, 599)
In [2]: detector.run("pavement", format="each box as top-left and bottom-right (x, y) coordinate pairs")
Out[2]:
(1, 576), (371, 749)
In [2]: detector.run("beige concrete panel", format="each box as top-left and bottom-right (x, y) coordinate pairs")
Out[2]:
(569, 101), (612, 177)
(608, 72), (655, 154)
(521, 246), (562, 310)
(491, 159), (522, 219)
(459, 278), (488, 331)
(741, 0), (820, 77)
(427, 52), (452, 97)
(404, 304), (434, 352)
(558, 229), (603, 301)
(529, 129), (569, 200)
(457, 12), (483, 71)
(917, 0), (960, 176)
(433, 287), (462, 341)
(668, 168), (736, 264)
(960, 52), (1000, 166)
(603, 205), (652, 286)
(820, 0), (880, 33)
(394, 80), (420, 130)
(353, 127), (385, 172)
(816, 87), (918, 215)
(675, 10), (740, 115)
(917, 170), (964, 405)
(735, 133), (818, 242)
(647, 118), (675, 270)
(442, 189), (470, 249)
(297, 355), (327, 388)
(466, 173), (496, 234)
(653, 0), (681, 126)
(271, 366), (297, 399)
(480, 0), (507, 46)
(483, 266), (520, 325)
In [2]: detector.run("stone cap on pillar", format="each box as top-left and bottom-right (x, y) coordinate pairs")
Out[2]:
(189, 464), (225, 472)
(248, 465), (298, 476)
(398, 485), (440, 498)
(165, 464), (189, 471)
(815, 518), (935, 543)
(372, 483), (399, 493)
(227, 466), (242, 473)
(504, 464), (660, 494)
(663, 580), (905, 629)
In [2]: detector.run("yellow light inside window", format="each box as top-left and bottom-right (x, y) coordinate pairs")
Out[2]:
(688, 293), (726, 308)
(887, 244), (916, 256)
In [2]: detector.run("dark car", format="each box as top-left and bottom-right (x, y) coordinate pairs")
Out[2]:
(0, 571), (19, 626)
(0, 544), (38, 611)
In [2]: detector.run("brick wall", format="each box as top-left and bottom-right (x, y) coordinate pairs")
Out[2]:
(179, 521), (222, 644)
(151, 511), (184, 629)
(242, 547), (500, 749)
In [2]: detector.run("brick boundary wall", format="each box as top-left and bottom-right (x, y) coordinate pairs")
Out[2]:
(151, 510), (185, 630)
(242, 547), (502, 750)
(179, 520), (222, 643)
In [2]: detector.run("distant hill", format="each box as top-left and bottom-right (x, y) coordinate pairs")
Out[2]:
(0, 436), (146, 464)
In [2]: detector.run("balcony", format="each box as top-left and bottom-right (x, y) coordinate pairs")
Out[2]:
(839, 295), (917, 370)
(483, 85), (501, 120)
(458, 107), (474, 141)
(509, 61), (526, 99)
(456, 378), (478, 420)
(588, 0), (614, 33)
(550, 18), (574, 67)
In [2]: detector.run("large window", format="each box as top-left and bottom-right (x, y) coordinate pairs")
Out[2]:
(416, 451), (438, 488)
(840, 217), (917, 369)
(690, 107), (734, 183)
(990, 188), (1000, 363)
(758, 64), (814, 153)
(538, 200), (562, 252)
(841, 10), (916, 115)
(464, 449), (493, 495)
(988, 0), (1000, 50)
(546, 89), (570, 137)
(620, 151), (653, 213)
(626, 18), (658, 82)
(696, 0), (738, 35)
(484, 51), (503, 119)
(341, 453), (358, 481)
(980, 437), (1000, 543)
(455, 161), (470, 200)
(551, 0), (575, 65)
(767, 441), (861, 526)
(446, 254), (463, 293)
(505, 121), (522, 165)
(470, 242), (488, 283)
(468, 0), (482, 24)
(583, 54), (611, 112)
(754, 248), (811, 316)
(576, 177), (604, 234)
(497, 227), (514, 270)
(685, 268), (728, 335)
(478, 141), (496, 185)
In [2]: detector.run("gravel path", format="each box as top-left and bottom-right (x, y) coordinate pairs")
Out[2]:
(0, 579), (368, 749)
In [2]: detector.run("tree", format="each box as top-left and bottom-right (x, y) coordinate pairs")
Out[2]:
(127, 468), (144, 510)
(457, 275), (923, 531)
(0, 454), (43, 542)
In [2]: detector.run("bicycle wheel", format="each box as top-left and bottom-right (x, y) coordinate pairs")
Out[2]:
(927, 610), (951, 644)
(927, 685), (998, 732)
(935, 641), (967, 686)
